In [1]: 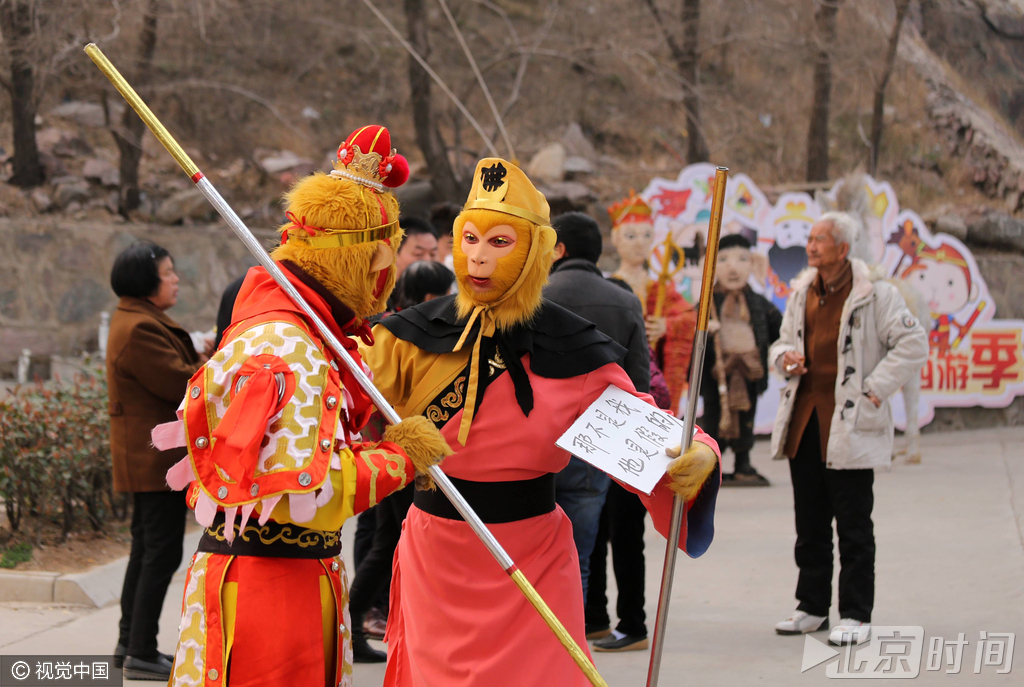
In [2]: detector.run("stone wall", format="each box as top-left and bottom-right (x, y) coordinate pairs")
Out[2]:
(0, 217), (274, 375)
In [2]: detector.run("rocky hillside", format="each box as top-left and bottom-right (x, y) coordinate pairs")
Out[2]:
(0, 1), (1022, 220)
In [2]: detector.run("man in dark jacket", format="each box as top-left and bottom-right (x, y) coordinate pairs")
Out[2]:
(700, 233), (782, 485)
(544, 212), (650, 642)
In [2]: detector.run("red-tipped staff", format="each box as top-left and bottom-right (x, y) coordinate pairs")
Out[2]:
(84, 43), (608, 687)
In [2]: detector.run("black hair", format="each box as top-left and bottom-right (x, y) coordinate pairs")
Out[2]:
(552, 211), (602, 264)
(394, 260), (454, 310)
(684, 231), (705, 266)
(429, 202), (462, 238)
(719, 233), (753, 251)
(110, 242), (172, 298)
(400, 216), (438, 242)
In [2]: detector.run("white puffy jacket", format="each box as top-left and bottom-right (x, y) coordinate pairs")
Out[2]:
(768, 259), (928, 469)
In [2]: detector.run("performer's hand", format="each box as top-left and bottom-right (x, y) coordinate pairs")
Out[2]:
(645, 316), (667, 346)
(781, 351), (806, 376)
(665, 440), (717, 502)
(707, 319), (721, 335)
(383, 415), (454, 491)
(866, 392), (882, 408)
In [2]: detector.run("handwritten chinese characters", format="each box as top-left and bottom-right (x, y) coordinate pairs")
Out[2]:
(556, 385), (690, 494)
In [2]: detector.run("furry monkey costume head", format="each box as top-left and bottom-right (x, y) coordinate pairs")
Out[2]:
(448, 158), (557, 444)
(271, 125), (410, 322)
(452, 158), (557, 331)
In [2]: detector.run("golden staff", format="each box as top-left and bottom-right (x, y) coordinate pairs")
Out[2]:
(653, 232), (685, 318)
(646, 166), (728, 687)
(83, 44), (607, 687)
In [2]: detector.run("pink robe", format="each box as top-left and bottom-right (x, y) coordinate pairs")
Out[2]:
(383, 356), (721, 687)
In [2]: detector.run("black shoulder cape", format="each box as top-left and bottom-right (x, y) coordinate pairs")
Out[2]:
(379, 295), (626, 379)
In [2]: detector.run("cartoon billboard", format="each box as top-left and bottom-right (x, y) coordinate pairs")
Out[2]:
(638, 167), (1024, 432)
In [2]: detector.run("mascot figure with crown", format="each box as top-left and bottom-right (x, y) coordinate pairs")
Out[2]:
(152, 126), (452, 687)
(360, 159), (722, 687)
(608, 192), (698, 412)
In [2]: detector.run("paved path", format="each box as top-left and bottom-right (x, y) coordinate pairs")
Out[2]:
(2, 427), (1022, 685)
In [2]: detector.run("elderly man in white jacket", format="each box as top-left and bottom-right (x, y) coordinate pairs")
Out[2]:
(768, 212), (927, 646)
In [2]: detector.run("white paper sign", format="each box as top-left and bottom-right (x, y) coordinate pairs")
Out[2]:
(555, 384), (690, 494)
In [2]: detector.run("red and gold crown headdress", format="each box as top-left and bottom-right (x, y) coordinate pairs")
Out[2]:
(331, 124), (410, 192)
(607, 192), (653, 228)
(284, 125), (409, 248)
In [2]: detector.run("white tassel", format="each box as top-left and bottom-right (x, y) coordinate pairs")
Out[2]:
(257, 495), (282, 526)
(224, 506), (238, 544)
(289, 492), (317, 523)
(151, 420), (186, 450)
(165, 457), (196, 491)
(315, 474), (334, 507)
(194, 491), (217, 528)
(239, 502), (255, 533)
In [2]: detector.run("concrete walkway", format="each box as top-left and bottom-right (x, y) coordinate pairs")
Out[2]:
(2, 427), (1022, 685)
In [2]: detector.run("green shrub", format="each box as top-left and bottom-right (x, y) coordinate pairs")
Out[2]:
(0, 542), (32, 568)
(0, 375), (121, 539)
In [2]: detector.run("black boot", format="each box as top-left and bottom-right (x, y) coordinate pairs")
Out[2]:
(352, 630), (387, 663)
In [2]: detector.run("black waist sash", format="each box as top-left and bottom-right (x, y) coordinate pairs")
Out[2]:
(414, 473), (556, 524)
(198, 513), (341, 559)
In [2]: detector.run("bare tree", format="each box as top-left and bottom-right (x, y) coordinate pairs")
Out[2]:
(806, 0), (842, 182)
(112, 0), (159, 216)
(869, 0), (911, 176)
(643, 0), (708, 163)
(0, 0), (44, 187)
(404, 0), (463, 202)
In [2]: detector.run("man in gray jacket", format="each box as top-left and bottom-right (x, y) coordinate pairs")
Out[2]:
(544, 212), (650, 634)
(769, 212), (927, 646)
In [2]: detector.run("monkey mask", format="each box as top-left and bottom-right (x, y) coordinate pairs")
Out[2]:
(449, 158), (557, 444)
(271, 125), (410, 323)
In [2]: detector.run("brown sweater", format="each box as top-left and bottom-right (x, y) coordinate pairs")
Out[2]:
(783, 260), (853, 460)
(106, 298), (201, 492)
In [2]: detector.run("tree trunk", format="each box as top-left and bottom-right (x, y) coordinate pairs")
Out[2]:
(404, 0), (463, 202)
(806, 0), (841, 182)
(0, 0), (44, 188)
(680, 0), (708, 163)
(643, 0), (709, 163)
(113, 0), (159, 216)
(869, 0), (911, 176)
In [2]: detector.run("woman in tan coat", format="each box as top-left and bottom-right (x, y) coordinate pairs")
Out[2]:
(106, 242), (203, 681)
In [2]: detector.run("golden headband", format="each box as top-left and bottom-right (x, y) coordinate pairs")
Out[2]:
(285, 212), (401, 249)
(463, 198), (549, 228)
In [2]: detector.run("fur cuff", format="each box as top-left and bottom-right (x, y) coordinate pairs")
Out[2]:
(666, 440), (718, 502)
(383, 416), (453, 488)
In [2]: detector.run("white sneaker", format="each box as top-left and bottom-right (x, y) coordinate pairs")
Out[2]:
(775, 611), (828, 635)
(829, 619), (871, 645)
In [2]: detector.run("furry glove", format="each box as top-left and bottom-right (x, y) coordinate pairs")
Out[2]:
(382, 415), (454, 491)
(665, 439), (718, 501)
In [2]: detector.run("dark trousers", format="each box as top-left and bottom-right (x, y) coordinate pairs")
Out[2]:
(702, 387), (758, 472)
(789, 413), (875, 623)
(586, 481), (647, 637)
(555, 456), (611, 601)
(118, 490), (186, 657)
(348, 488), (414, 632)
(353, 508), (376, 569)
